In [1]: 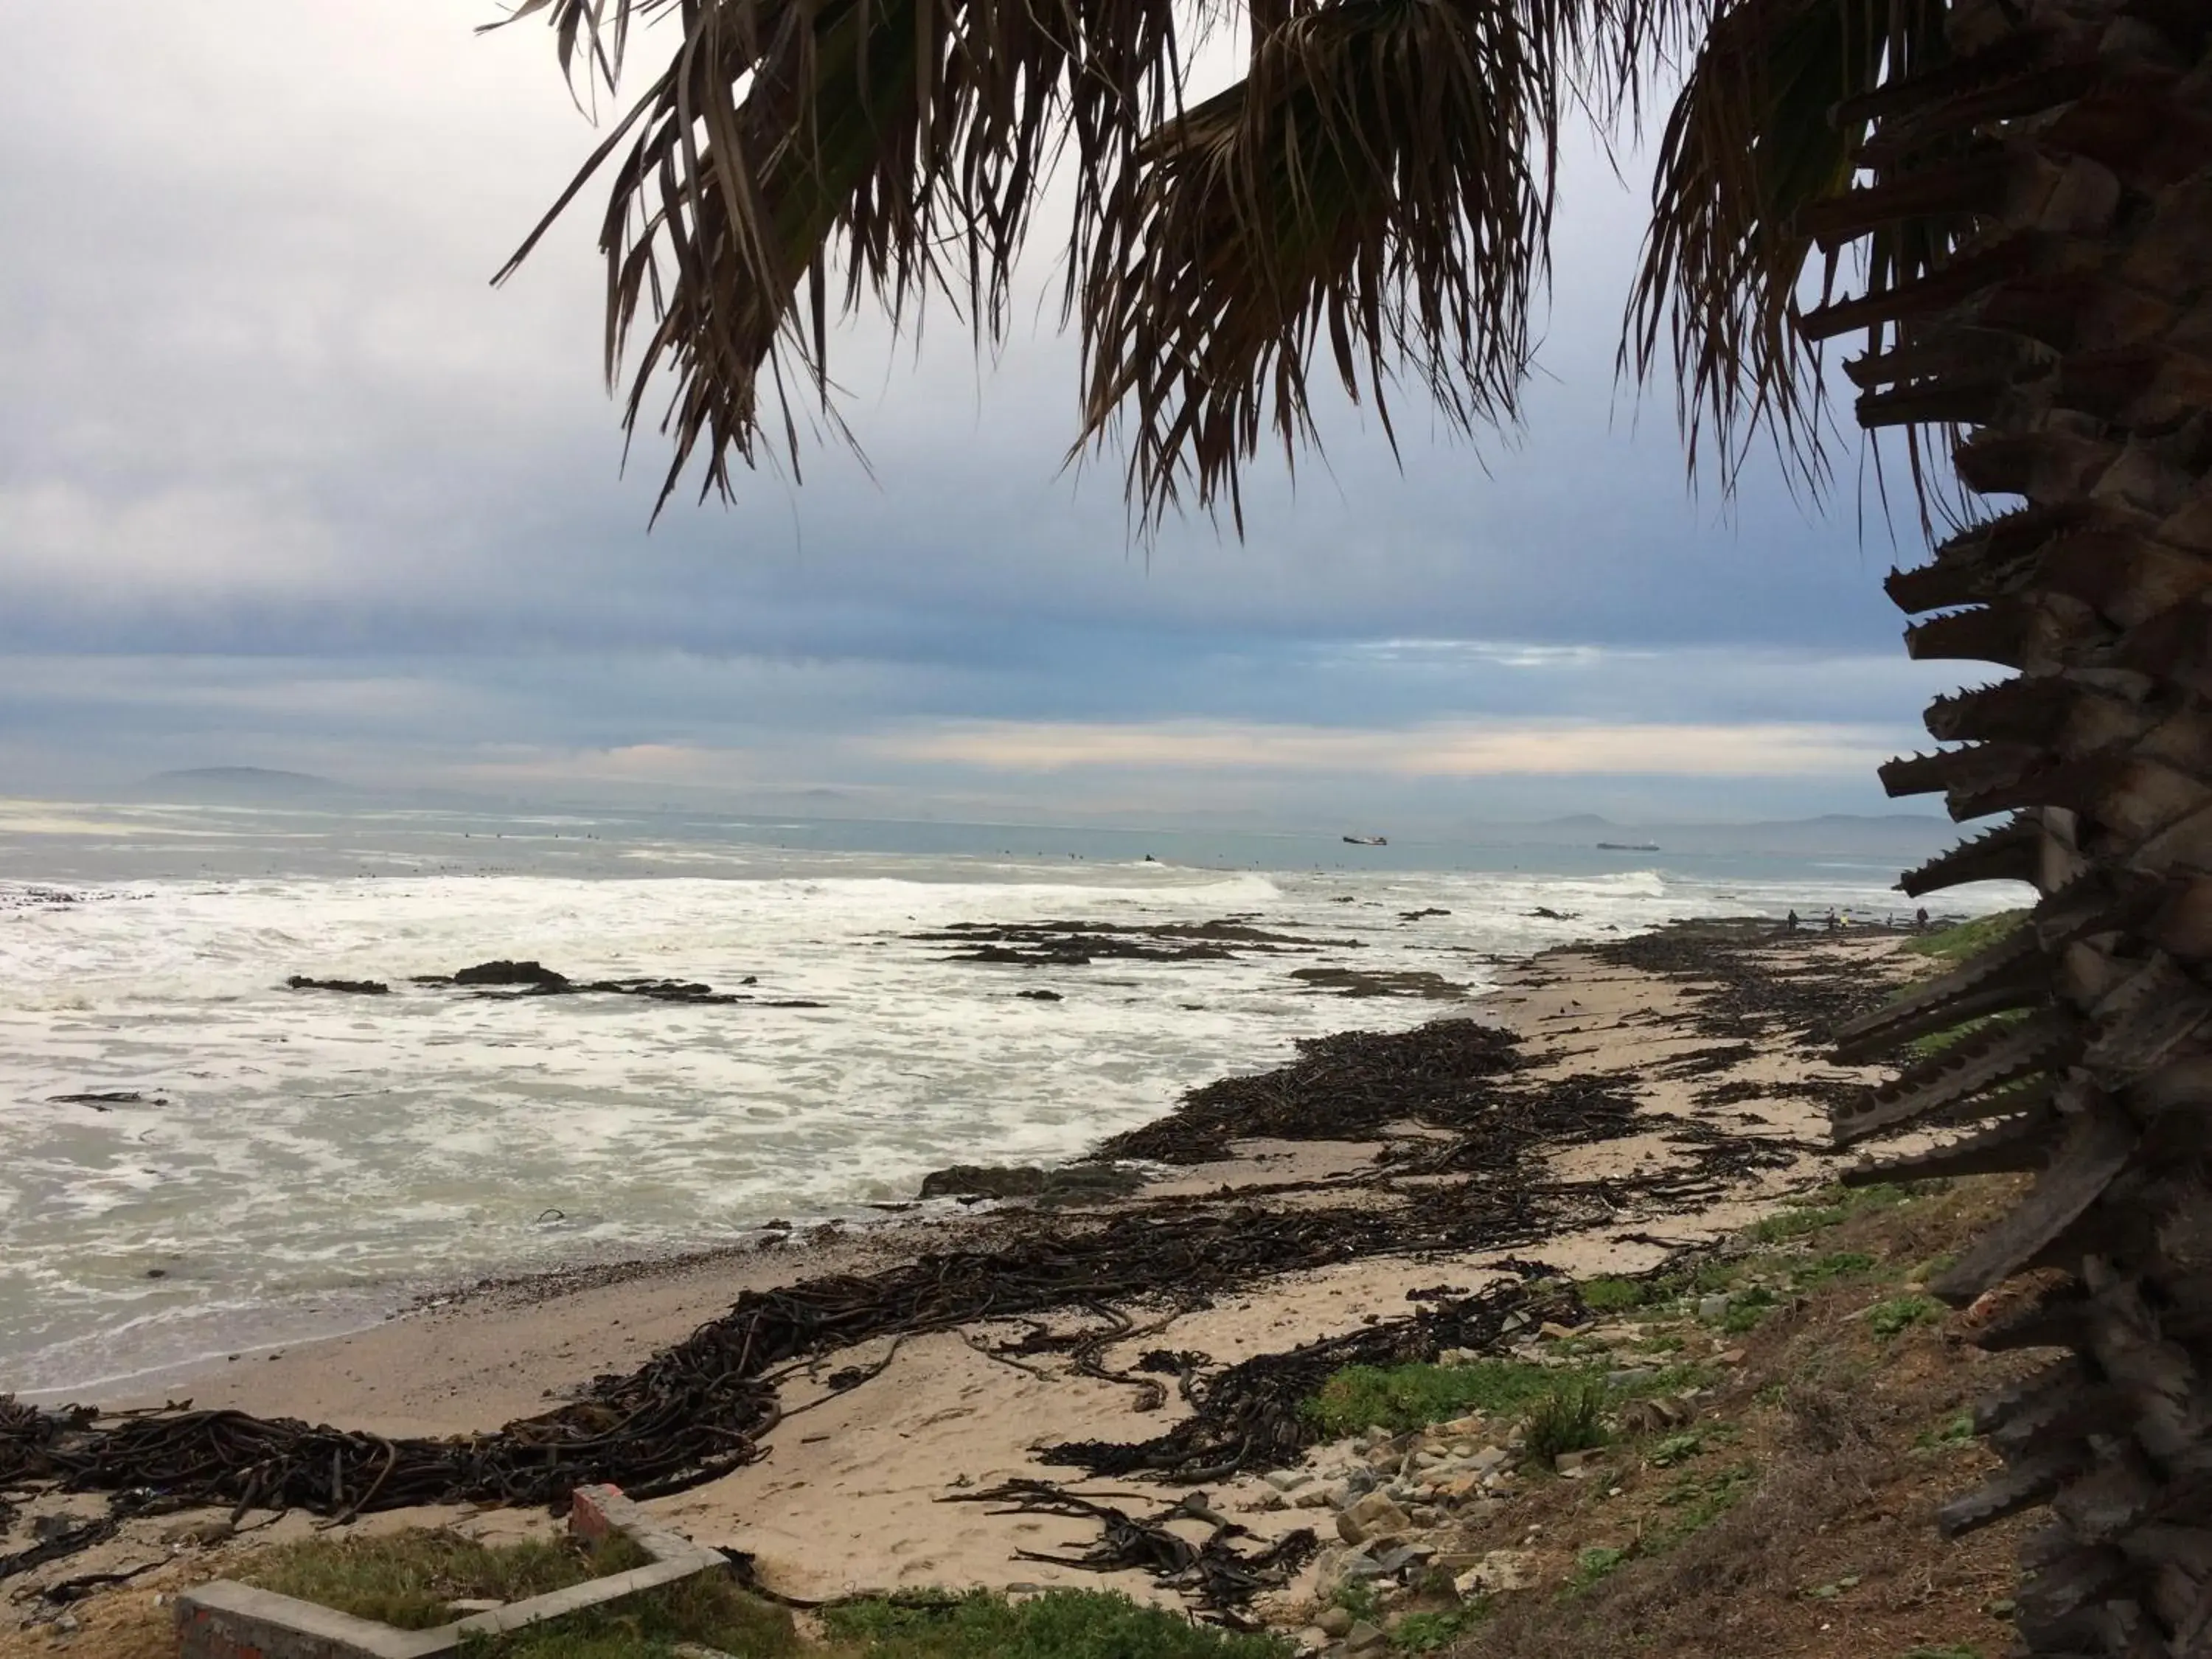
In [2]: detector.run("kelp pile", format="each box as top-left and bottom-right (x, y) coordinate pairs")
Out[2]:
(1040, 1275), (1581, 1483)
(1093, 1018), (1523, 1164)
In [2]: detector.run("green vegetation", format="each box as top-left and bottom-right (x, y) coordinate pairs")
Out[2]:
(237, 1534), (1282, 1659)
(1902, 911), (2028, 964)
(1388, 1604), (1489, 1651)
(1651, 1463), (1756, 1543)
(1304, 1355), (1708, 1438)
(1568, 1546), (1628, 1591)
(1720, 1287), (1776, 1332)
(1870, 1295), (1945, 1338)
(240, 1531), (643, 1632)
(1524, 1382), (1609, 1461)
(1577, 1277), (1648, 1312)
(237, 1529), (799, 1658)
(1916, 1411), (1976, 1451)
(1305, 1358), (1571, 1436)
(820, 1589), (1292, 1658)
(1794, 1251), (1878, 1287)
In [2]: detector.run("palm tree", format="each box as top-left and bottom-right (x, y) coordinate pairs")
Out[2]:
(495, 0), (2212, 1651)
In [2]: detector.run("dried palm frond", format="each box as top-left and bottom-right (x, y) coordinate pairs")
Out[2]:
(1074, 0), (1556, 526)
(1624, 0), (1952, 490)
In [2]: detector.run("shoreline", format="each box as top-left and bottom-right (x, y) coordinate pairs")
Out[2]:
(1, 917), (1929, 1643)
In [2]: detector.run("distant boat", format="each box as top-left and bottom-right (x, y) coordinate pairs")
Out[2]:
(1343, 834), (1388, 846)
(1596, 841), (1661, 852)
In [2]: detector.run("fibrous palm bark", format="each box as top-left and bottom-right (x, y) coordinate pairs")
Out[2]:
(1820, 5), (2212, 1651)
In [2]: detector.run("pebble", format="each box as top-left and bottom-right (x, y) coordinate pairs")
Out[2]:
(1318, 1607), (1354, 1637)
(1697, 1293), (1731, 1321)
(1266, 1470), (1312, 1492)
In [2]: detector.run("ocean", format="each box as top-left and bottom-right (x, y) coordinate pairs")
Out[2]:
(0, 796), (2020, 1398)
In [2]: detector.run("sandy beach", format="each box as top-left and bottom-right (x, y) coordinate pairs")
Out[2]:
(1, 919), (1929, 1650)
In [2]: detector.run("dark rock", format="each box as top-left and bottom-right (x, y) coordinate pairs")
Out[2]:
(47, 1091), (147, 1108)
(1398, 908), (1452, 921)
(452, 960), (572, 990)
(1017, 989), (1064, 1001)
(286, 976), (390, 995)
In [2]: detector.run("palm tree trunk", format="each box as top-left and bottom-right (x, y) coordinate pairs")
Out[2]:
(1817, 4), (2212, 1651)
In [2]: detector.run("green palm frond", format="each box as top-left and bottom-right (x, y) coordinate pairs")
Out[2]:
(1624, 0), (1951, 489)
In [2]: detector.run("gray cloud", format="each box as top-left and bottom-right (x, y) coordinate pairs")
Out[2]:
(0, 4), (1956, 818)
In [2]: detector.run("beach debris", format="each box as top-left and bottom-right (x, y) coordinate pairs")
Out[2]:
(946, 1478), (1317, 1625)
(285, 976), (390, 995)
(1289, 967), (1465, 999)
(46, 1091), (153, 1109)
(915, 917), (1354, 967)
(1093, 1018), (1521, 1164)
(916, 1164), (1147, 1205)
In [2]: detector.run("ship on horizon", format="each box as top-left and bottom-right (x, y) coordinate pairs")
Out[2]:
(1342, 833), (1388, 846)
(1596, 840), (1661, 852)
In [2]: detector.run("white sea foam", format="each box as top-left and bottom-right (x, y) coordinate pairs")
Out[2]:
(0, 803), (2015, 1394)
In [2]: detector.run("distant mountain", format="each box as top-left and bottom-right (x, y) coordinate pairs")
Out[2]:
(139, 767), (349, 802)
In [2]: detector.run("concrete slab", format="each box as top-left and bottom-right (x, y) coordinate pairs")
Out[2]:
(175, 1486), (725, 1659)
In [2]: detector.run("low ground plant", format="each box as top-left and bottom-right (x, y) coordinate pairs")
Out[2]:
(819, 1588), (1291, 1658)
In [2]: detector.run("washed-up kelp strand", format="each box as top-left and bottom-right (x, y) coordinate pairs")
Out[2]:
(946, 1478), (1318, 1625)
(1592, 920), (1902, 1046)
(1037, 1276), (1579, 1483)
(912, 917), (1357, 966)
(1094, 1018), (1523, 1164)
(0, 1177), (1588, 1522)
(1377, 1070), (1640, 1176)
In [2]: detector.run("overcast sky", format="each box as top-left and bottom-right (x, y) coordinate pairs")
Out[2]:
(0, 3), (1972, 827)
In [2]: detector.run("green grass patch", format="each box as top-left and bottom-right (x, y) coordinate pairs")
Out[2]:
(1389, 1605), (1489, 1651)
(1567, 1547), (1629, 1592)
(1578, 1277), (1649, 1312)
(1652, 1464), (1756, 1543)
(1747, 1206), (1848, 1244)
(1525, 1382), (1608, 1461)
(1915, 1411), (1976, 1452)
(1304, 1356), (1711, 1439)
(240, 1531), (629, 1632)
(236, 1529), (799, 1658)
(1304, 1359), (1569, 1436)
(1721, 1288), (1777, 1332)
(820, 1588), (1291, 1658)
(1902, 911), (2027, 963)
(1793, 1251), (1879, 1287)
(1869, 1295), (1944, 1338)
